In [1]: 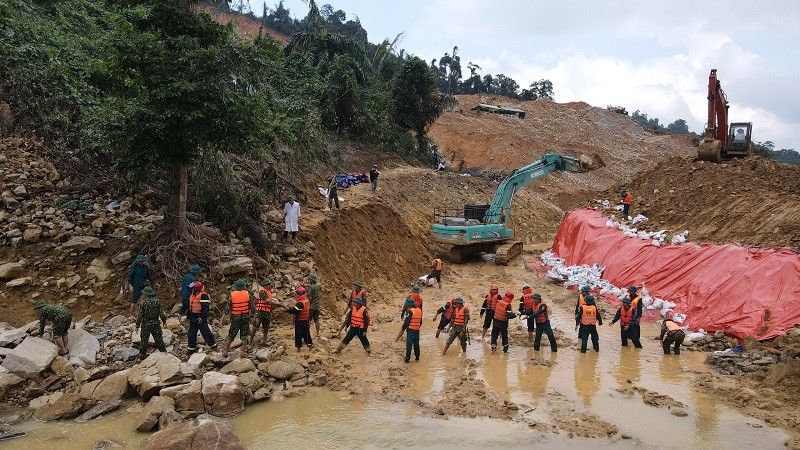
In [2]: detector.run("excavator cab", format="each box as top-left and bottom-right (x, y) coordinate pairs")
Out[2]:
(726, 122), (753, 154)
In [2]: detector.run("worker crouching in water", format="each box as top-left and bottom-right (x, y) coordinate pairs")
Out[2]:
(521, 292), (557, 352)
(395, 298), (422, 362)
(334, 297), (371, 355)
(432, 298), (457, 338)
(491, 292), (516, 354)
(661, 313), (686, 355)
(288, 286), (313, 351)
(609, 297), (642, 348)
(575, 295), (603, 353)
(186, 281), (216, 352)
(442, 298), (469, 355)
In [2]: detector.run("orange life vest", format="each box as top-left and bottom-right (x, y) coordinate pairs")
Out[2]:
(665, 320), (681, 332)
(350, 305), (369, 329)
(408, 307), (422, 331)
(494, 299), (509, 321)
(630, 295), (641, 310)
(580, 304), (597, 325)
(350, 288), (366, 307)
(620, 306), (633, 325)
(443, 299), (456, 320)
(409, 292), (423, 309)
(578, 293), (587, 308)
(296, 294), (310, 321)
(486, 291), (499, 310)
(522, 293), (536, 311)
(230, 290), (250, 315)
(255, 287), (273, 312)
(623, 191), (632, 205)
(533, 300), (549, 323)
(453, 305), (469, 325)
(432, 258), (442, 271)
(189, 289), (207, 314)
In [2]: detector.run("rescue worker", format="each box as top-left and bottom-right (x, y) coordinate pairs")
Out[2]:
(620, 187), (632, 219)
(350, 280), (367, 307)
(179, 264), (202, 317)
(287, 285), (313, 351)
(186, 281), (216, 352)
(521, 293), (557, 352)
(609, 297), (642, 348)
(425, 252), (443, 289)
(624, 286), (644, 318)
(480, 284), (500, 339)
(334, 297), (371, 355)
(660, 313), (686, 355)
(575, 295), (603, 353)
(395, 298), (422, 362)
(575, 285), (590, 316)
(34, 300), (72, 355)
(432, 297), (457, 338)
(519, 284), (537, 341)
(307, 274), (322, 338)
(491, 292), (515, 354)
(135, 286), (167, 359)
(262, 158), (277, 203)
(221, 278), (254, 359)
(249, 279), (286, 345)
(400, 285), (423, 318)
(325, 174), (339, 211)
(442, 298), (469, 355)
(126, 254), (155, 315)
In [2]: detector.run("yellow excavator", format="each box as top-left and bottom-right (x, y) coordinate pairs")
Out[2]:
(697, 69), (755, 162)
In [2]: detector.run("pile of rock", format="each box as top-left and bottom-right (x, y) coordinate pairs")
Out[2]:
(705, 347), (800, 376)
(683, 330), (739, 352)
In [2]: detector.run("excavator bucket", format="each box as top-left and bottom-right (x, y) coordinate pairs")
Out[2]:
(697, 138), (722, 163)
(578, 153), (605, 171)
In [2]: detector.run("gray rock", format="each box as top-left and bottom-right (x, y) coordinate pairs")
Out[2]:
(33, 392), (92, 421)
(266, 360), (303, 381)
(220, 358), (256, 375)
(131, 328), (174, 346)
(92, 439), (123, 450)
(111, 251), (134, 265)
(216, 257), (253, 275)
(142, 413), (245, 450)
(62, 235), (102, 252)
(75, 399), (122, 423)
(128, 352), (190, 400)
(106, 315), (128, 328)
(5, 277), (31, 288)
(0, 262), (25, 279)
(135, 396), (175, 432)
(1, 337), (58, 378)
(185, 352), (208, 373)
(0, 321), (37, 346)
(22, 226), (42, 242)
(201, 371), (244, 418)
(112, 347), (139, 362)
(67, 328), (101, 367)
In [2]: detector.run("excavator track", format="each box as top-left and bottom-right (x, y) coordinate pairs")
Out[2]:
(697, 138), (722, 163)
(495, 240), (523, 265)
(449, 243), (497, 263)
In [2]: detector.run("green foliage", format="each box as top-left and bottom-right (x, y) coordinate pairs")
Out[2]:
(666, 119), (690, 134)
(754, 141), (774, 159)
(391, 56), (443, 161)
(521, 80), (554, 101)
(773, 149), (800, 165)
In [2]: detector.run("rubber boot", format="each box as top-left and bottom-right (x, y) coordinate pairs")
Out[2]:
(333, 343), (345, 354)
(239, 340), (248, 359)
(365, 346), (371, 356)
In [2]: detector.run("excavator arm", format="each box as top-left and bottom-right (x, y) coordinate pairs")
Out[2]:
(698, 69), (754, 162)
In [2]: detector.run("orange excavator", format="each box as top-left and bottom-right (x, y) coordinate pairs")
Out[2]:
(697, 69), (755, 162)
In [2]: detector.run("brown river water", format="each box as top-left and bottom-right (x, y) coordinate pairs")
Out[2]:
(3, 258), (793, 449)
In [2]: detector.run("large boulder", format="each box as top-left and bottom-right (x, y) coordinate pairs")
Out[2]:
(0, 366), (24, 397)
(0, 321), (37, 346)
(201, 371), (244, 418)
(127, 352), (191, 400)
(112, 347), (139, 362)
(266, 360), (304, 381)
(135, 396), (176, 432)
(160, 380), (205, 417)
(143, 414), (245, 450)
(131, 329), (174, 346)
(62, 235), (102, 252)
(1, 337), (58, 378)
(216, 257), (253, 275)
(220, 358), (256, 375)
(33, 392), (93, 421)
(81, 369), (132, 402)
(0, 261), (25, 279)
(67, 328), (101, 367)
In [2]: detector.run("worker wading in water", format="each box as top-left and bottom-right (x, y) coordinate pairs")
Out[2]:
(521, 292), (557, 352)
(334, 297), (371, 355)
(480, 284), (500, 339)
(395, 298), (422, 362)
(609, 297), (642, 348)
(575, 295), (603, 353)
(432, 297), (457, 339)
(442, 298), (469, 355)
(491, 292), (516, 354)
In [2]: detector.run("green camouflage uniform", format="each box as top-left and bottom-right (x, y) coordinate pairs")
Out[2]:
(225, 289), (254, 341)
(136, 296), (167, 355)
(308, 283), (321, 322)
(38, 305), (72, 338)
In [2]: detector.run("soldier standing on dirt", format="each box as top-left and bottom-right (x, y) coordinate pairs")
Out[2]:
(442, 298), (469, 355)
(127, 254), (155, 316)
(620, 187), (632, 219)
(135, 286), (167, 360)
(395, 298), (422, 363)
(369, 164), (380, 194)
(609, 297), (642, 348)
(425, 252), (443, 289)
(307, 274), (322, 338)
(480, 284), (500, 339)
(34, 300), (72, 356)
(221, 278), (254, 359)
(661, 313), (686, 355)
(334, 297), (371, 355)
(249, 278), (286, 345)
(576, 295), (603, 353)
(325, 175), (339, 211)
(186, 281), (216, 353)
(179, 264), (202, 317)
(287, 285), (313, 351)
(490, 292), (515, 354)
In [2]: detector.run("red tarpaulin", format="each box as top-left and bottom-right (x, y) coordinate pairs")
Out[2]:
(552, 209), (800, 340)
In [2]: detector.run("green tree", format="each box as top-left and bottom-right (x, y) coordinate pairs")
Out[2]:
(666, 119), (690, 134)
(491, 74), (520, 98)
(521, 79), (554, 100)
(773, 148), (800, 165)
(88, 0), (277, 236)
(391, 56), (443, 153)
(754, 141), (775, 159)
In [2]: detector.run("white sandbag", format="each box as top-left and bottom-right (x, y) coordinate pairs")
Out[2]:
(672, 313), (687, 324)
(631, 214), (648, 224)
(417, 275), (435, 287)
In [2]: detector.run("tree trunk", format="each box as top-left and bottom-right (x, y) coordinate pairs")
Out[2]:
(166, 163), (189, 236)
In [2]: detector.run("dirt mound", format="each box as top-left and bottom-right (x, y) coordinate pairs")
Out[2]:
(609, 156), (800, 248)
(428, 94), (696, 210)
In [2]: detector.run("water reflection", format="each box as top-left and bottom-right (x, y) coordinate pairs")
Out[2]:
(575, 351), (600, 406)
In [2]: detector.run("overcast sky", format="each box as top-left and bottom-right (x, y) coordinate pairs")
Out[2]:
(248, 0), (800, 150)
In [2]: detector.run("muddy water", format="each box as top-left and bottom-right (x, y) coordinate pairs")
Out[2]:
(5, 258), (792, 449)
